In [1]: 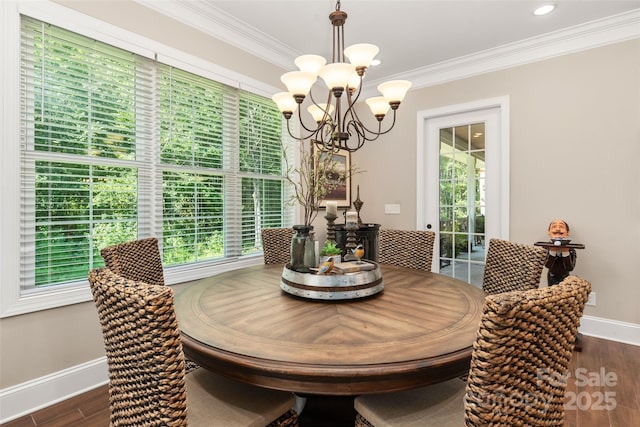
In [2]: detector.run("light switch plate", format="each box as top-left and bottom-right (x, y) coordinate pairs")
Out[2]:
(384, 204), (401, 214)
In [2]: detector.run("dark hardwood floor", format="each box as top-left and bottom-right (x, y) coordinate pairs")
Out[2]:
(2, 335), (638, 427)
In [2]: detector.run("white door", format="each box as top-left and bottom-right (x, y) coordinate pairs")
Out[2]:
(417, 98), (509, 287)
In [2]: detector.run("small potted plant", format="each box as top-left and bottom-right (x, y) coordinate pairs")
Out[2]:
(320, 240), (342, 263)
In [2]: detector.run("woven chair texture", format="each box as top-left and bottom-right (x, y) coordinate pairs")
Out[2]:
(482, 238), (547, 295)
(378, 229), (435, 271)
(89, 267), (298, 427)
(100, 237), (165, 287)
(354, 276), (591, 427)
(100, 237), (201, 370)
(262, 228), (294, 264)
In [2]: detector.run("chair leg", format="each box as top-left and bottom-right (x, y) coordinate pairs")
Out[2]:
(574, 332), (583, 352)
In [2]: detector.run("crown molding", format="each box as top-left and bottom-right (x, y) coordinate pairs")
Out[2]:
(134, 0), (297, 70)
(134, 3), (639, 98)
(378, 8), (640, 93)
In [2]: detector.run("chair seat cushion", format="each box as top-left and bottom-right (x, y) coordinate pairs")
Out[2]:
(354, 378), (466, 427)
(186, 368), (296, 427)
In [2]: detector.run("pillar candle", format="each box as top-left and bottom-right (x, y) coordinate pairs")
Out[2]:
(346, 211), (358, 224)
(326, 201), (338, 216)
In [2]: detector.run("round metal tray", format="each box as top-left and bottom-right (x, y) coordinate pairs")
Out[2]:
(280, 263), (384, 300)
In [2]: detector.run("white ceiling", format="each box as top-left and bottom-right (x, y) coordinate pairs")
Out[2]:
(140, 0), (640, 87)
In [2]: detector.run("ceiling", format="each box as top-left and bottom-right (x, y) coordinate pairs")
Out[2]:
(140, 0), (640, 87)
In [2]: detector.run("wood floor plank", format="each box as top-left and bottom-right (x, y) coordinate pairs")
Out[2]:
(0, 416), (34, 427)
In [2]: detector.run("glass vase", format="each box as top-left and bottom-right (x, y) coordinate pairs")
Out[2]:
(303, 231), (317, 271)
(291, 225), (314, 273)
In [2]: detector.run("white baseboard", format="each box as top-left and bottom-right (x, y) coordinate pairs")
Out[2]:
(0, 357), (108, 424)
(1, 316), (637, 423)
(579, 315), (640, 346)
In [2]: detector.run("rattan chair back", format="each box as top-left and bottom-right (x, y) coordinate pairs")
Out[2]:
(482, 238), (547, 295)
(100, 237), (165, 287)
(89, 267), (189, 425)
(90, 268), (299, 427)
(261, 228), (294, 264)
(465, 276), (591, 425)
(378, 229), (435, 271)
(354, 276), (590, 427)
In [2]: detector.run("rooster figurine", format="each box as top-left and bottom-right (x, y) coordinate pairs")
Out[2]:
(317, 256), (336, 275)
(352, 244), (365, 263)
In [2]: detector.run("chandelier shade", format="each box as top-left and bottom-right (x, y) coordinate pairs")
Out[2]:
(377, 80), (412, 103)
(272, 92), (299, 117)
(273, 0), (411, 152)
(319, 63), (356, 91)
(280, 71), (316, 97)
(295, 54), (327, 75)
(344, 43), (379, 69)
(365, 96), (391, 117)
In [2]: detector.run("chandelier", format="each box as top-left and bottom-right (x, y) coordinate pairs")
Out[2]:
(272, 1), (411, 153)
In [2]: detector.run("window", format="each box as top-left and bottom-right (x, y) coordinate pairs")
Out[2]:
(16, 16), (288, 302)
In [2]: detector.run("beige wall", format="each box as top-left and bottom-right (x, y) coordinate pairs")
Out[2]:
(1, 0), (638, 391)
(351, 39), (640, 326)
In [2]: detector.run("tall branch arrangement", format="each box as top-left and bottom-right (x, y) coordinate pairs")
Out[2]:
(282, 141), (356, 226)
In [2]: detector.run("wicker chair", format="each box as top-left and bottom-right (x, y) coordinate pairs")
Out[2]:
(88, 267), (298, 427)
(261, 228), (294, 264)
(100, 237), (165, 287)
(378, 229), (435, 271)
(354, 276), (591, 427)
(482, 238), (547, 295)
(100, 237), (207, 372)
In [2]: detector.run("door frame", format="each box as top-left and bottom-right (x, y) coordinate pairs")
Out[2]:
(416, 96), (510, 272)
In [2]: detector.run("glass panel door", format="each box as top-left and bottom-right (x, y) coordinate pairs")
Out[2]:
(438, 123), (486, 285)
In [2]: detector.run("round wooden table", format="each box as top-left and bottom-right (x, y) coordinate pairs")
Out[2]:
(175, 263), (485, 395)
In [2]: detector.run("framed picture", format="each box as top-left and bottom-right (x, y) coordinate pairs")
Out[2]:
(313, 146), (351, 209)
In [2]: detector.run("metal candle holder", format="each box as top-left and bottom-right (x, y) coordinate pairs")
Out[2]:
(353, 185), (364, 226)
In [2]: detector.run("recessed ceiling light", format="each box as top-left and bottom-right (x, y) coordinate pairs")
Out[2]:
(534, 4), (556, 16)
(370, 59), (381, 66)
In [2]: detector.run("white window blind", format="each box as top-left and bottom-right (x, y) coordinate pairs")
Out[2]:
(238, 92), (288, 252)
(20, 17), (155, 290)
(19, 16), (289, 294)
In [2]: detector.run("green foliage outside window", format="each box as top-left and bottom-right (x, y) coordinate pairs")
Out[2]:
(22, 17), (287, 289)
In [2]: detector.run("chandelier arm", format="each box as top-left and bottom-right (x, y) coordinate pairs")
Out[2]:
(309, 89), (337, 128)
(346, 108), (398, 138)
(286, 116), (323, 142)
(342, 74), (364, 117)
(295, 106), (323, 134)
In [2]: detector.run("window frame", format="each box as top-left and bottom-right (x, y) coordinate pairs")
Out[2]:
(1, 0), (289, 317)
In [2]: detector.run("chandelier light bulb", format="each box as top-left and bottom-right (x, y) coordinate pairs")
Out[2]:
(365, 96), (391, 117)
(378, 80), (412, 103)
(344, 43), (379, 69)
(281, 71), (317, 97)
(318, 63), (356, 91)
(272, 92), (298, 114)
(307, 103), (335, 123)
(295, 55), (327, 76)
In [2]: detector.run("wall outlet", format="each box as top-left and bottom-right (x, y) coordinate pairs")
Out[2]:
(586, 292), (596, 306)
(384, 204), (401, 214)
